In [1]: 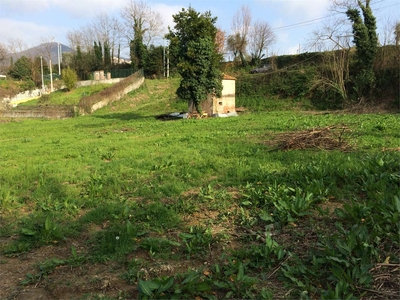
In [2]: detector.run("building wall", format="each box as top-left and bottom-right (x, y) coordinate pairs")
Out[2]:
(214, 79), (236, 114)
(188, 79), (236, 115)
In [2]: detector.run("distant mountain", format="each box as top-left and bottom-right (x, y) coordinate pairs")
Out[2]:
(8, 42), (74, 65)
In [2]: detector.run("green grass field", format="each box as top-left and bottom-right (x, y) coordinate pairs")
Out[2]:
(0, 78), (399, 299)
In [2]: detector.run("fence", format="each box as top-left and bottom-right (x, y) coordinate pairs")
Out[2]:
(110, 69), (135, 78)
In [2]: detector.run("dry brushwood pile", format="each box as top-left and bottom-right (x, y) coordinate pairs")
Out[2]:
(369, 262), (400, 297)
(273, 125), (353, 151)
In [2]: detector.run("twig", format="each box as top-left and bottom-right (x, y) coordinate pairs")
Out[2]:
(376, 263), (400, 267)
(370, 263), (400, 272)
(266, 254), (292, 279)
(359, 287), (400, 297)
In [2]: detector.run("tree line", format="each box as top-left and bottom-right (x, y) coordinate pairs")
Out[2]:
(1, 0), (399, 109)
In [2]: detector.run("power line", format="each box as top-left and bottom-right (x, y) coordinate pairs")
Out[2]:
(272, 15), (335, 31)
(270, 0), (398, 33)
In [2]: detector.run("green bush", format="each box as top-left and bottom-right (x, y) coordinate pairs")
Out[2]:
(62, 67), (78, 91)
(236, 68), (316, 100)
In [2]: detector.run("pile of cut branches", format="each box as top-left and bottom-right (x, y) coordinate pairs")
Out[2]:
(272, 125), (353, 151)
(369, 262), (400, 299)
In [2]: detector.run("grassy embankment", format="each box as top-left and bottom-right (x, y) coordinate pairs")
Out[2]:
(0, 78), (399, 299)
(17, 83), (113, 106)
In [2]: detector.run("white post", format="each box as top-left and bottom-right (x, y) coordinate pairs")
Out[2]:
(58, 43), (61, 75)
(166, 46), (169, 78)
(49, 59), (53, 92)
(163, 41), (166, 78)
(40, 56), (45, 92)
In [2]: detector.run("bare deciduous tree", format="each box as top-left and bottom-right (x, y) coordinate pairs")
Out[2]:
(395, 22), (400, 46)
(7, 38), (27, 54)
(215, 28), (226, 55)
(226, 33), (242, 62)
(306, 4), (354, 104)
(0, 43), (8, 62)
(330, 0), (359, 13)
(0, 42), (9, 72)
(248, 20), (276, 63)
(91, 13), (123, 57)
(66, 30), (84, 51)
(121, 0), (164, 47)
(39, 35), (55, 62)
(67, 12), (124, 65)
(66, 26), (95, 52)
(230, 5), (252, 65)
(306, 18), (352, 52)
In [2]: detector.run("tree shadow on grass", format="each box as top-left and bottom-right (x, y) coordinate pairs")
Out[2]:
(93, 111), (156, 121)
(93, 111), (186, 122)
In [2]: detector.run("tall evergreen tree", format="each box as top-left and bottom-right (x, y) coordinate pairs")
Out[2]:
(167, 7), (223, 113)
(103, 40), (111, 71)
(75, 45), (83, 78)
(346, 0), (378, 98)
(94, 41), (103, 70)
(117, 44), (121, 64)
(8, 56), (32, 81)
(130, 19), (147, 71)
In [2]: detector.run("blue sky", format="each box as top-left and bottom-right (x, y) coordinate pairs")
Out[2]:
(0, 0), (399, 56)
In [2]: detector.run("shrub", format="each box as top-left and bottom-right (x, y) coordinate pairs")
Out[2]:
(62, 67), (78, 91)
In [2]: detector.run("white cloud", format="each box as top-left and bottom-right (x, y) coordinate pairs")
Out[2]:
(0, 0), (126, 18)
(287, 44), (301, 55)
(0, 19), (56, 48)
(53, 0), (127, 18)
(153, 3), (183, 34)
(257, 0), (331, 19)
(0, 0), (50, 14)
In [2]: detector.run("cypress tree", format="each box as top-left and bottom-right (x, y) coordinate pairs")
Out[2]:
(346, 0), (378, 98)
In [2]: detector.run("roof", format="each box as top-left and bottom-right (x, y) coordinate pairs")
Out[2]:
(223, 74), (236, 80)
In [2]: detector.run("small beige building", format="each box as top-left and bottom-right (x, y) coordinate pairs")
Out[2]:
(188, 74), (237, 117)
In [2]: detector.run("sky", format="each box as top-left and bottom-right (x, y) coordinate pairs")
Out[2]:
(0, 0), (399, 57)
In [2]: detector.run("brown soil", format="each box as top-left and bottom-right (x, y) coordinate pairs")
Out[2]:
(1, 195), (399, 299)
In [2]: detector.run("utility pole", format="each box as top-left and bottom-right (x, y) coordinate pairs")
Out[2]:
(57, 43), (61, 75)
(166, 45), (169, 78)
(40, 56), (45, 92)
(49, 59), (53, 92)
(163, 44), (166, 78)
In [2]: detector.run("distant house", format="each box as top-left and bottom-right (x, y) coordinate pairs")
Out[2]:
(188, 74), (237, 117)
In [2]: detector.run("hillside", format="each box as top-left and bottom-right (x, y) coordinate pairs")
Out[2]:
(6, 42), (73, 66)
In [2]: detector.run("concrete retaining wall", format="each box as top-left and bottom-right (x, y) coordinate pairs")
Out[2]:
(76, 78), (123, 88)
(3, 89), (43, 107)
(1, 71), (144, 119)
(0, 106), (76, 119)
(1, 78), (124, 108)
(77, 71), (144, 114)
(88, 76), (144, 113)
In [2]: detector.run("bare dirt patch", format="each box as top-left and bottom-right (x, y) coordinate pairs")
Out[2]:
(0, 238), (139, 300)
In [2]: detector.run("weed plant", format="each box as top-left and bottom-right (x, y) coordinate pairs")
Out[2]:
(0, 78), (399, 299)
